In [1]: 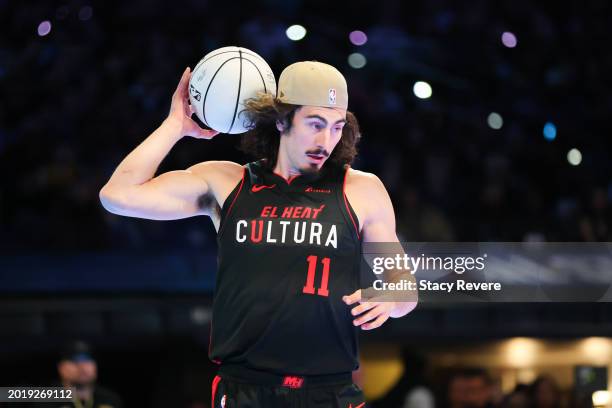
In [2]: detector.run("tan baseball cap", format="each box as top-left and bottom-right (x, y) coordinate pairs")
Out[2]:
(277, 61), (348, 109)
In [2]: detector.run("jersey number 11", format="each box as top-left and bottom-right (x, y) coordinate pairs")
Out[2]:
(302, 255), (330, 297)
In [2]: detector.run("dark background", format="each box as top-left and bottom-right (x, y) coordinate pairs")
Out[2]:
(1, 0), (611, 407)
(2, 0), (611, 250)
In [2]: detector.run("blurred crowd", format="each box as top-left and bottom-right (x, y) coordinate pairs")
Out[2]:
(372, 367), (572, 408)
(1, 0), (611, 250)
(6, 341), (596, 408)
(367, 350), (597, 408)
(372, 366), (596, 408)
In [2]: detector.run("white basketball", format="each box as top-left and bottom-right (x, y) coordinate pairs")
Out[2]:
(188, 46), (277, 134)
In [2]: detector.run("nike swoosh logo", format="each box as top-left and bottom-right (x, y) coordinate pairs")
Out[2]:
(251, 184), (276, 192)
(348, 403), (366, 408)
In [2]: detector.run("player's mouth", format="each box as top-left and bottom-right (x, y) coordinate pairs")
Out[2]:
(306, 153), (325, 164)
(306, 150), (328, 164)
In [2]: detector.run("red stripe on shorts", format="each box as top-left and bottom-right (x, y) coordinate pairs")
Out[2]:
(211, 375), (221, 408)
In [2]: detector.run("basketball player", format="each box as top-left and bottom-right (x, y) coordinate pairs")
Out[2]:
(100, 61), (417, 407)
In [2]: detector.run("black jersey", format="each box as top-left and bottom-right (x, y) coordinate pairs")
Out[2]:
(210, 159), (362, 375)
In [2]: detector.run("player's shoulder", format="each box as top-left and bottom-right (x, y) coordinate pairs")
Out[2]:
(346, 167), (386, 192)
(344, 167), (393, 225)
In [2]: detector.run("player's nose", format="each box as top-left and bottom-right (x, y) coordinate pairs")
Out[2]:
(314, 127), (332, 150)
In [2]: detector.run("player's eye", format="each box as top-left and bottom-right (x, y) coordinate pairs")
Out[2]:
(310, 122), (324, 131)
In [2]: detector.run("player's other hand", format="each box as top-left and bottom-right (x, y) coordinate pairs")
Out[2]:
(167, 67), (219, 140)
(342, 289), (394, 330)
(342, 289), (417, 330)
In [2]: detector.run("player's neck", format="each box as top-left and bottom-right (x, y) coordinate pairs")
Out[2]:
(272, 153), (301, 180)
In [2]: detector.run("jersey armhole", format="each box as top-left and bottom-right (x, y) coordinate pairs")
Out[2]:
(341, 166), (361, 241)
(218, 167), (246, 237)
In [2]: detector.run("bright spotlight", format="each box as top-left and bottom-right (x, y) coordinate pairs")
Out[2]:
(286, 25), (307, 41)
(413, 81), (432, 99)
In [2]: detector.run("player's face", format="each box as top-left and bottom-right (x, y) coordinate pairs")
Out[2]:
(285, 106), (347, 174)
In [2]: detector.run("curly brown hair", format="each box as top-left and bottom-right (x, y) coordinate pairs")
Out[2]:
(240, 93), (361, 169)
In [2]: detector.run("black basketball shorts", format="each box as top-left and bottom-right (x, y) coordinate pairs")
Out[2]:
(211, 365), (366, 408)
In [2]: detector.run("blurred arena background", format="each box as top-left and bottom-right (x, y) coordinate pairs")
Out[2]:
(1, 0), (611, 407)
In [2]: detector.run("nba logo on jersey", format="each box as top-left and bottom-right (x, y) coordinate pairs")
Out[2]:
(329, 88), (337, 105)
(220, 394), (226, 408)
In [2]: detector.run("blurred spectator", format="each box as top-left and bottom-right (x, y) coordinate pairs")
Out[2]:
(371, 350), (435, 408)
(529, 376), (561, 408)
(444, 368), (495, 408)
(47, 340), (123, 408)
(499, 384), (531, 408)
(578, 187), (612, 241)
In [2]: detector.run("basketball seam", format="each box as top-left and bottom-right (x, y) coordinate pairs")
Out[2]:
(206, 50), (264, 63)
(242, 57), (267, 94)
(202, 56), (242, 129)
(227, 50), (243, 134)
(230, 57), (269, 134)
(194, 49), (265, 74)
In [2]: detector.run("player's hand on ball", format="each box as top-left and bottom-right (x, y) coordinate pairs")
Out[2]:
(168, 67), (219, 139)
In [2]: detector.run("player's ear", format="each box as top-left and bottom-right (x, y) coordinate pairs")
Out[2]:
(276, 120), (285, 133)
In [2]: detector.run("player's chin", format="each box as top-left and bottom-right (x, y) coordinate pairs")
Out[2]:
(300, 162), (324, 175)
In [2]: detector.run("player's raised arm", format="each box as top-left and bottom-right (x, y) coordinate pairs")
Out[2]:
(99, 67), (221, 220)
